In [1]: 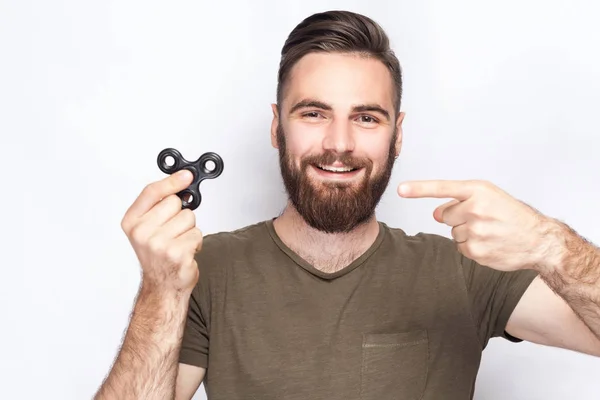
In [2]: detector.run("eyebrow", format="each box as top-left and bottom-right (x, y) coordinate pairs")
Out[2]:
(288, 98), (391, 121)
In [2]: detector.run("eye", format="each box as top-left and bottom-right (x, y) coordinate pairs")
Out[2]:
(302, 111), (322, 119)
(357, 115), (379, 125)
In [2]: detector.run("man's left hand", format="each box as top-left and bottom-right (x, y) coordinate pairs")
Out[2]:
(397, 179), (561, 272)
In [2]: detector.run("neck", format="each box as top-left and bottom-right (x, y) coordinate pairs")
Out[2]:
(273, 202), (380, 273)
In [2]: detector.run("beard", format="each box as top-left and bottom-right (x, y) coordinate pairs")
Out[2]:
(276, 124), (397, 233)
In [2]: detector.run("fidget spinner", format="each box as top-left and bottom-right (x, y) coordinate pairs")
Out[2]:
(157, 148), (224, 210)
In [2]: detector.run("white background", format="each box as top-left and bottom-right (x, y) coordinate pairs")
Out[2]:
(2, 0), (600, 398)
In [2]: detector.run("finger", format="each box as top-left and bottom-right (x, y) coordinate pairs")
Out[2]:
(155, 208), (197, 241)
(140, 194), (185, 228)
(433, 199), (460, 223)
(175, 227), (204, 253)
(156, 228), (202, 273)
(126, 170), (193, 219)
(451, 224), (469, 243)
(435, 199), (469, 226)
(398, 180), (475, 201)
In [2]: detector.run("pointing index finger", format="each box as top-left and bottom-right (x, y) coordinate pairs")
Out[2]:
(397, 180), (475, 201)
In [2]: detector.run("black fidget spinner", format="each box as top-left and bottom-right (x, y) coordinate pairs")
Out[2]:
(157, 148), (224, 210)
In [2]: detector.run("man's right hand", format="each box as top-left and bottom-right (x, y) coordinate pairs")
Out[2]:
(94, 169), (205, 400)
(120, 169), (202, 293)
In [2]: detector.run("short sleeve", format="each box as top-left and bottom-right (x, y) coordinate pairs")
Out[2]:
(459, 253), (538, 348)
(178, 258), (211, 368)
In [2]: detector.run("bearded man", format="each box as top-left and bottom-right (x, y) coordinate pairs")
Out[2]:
(95, 10), (600, 400)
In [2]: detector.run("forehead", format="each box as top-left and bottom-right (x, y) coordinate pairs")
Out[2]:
(283, 52), (395, 113)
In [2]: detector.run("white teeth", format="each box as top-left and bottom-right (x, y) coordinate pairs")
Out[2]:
(318, 165), (355, 172)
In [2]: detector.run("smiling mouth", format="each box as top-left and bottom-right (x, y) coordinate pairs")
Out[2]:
(314, 164), (360, 173)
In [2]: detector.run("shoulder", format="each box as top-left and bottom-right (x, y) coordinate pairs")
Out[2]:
(379, 222), (467, 280)
(194, 220), (271, 271)
(202, 220), (269, 248)
(382, 222), (458, 257)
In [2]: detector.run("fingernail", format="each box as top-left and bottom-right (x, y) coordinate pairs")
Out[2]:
(178, 170), (192, 180)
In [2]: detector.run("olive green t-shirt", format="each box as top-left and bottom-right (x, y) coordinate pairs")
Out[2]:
(179, 219), (538, 400)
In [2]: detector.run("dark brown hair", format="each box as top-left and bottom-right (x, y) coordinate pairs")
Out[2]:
(276, 10), (403, 115)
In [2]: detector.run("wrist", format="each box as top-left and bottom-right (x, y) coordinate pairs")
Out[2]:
(139, 276), (194, 302)
(532, 217), (568, 275)
(134, 282), (191, 321)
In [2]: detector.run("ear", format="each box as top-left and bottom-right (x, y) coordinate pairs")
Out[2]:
(270, 103), (279, 149)
(394, 111), (405, 158)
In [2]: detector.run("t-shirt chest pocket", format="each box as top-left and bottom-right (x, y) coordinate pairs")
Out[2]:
(360, 330), (429, 400)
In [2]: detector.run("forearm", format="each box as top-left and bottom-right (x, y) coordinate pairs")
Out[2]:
(94, 285), (190, 400)
(538, 219), (600, 338)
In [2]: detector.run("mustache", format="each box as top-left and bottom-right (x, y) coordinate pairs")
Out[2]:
(300, 151), (372, 169)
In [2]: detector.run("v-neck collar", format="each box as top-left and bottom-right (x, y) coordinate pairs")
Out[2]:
(265, 218), (387, 280)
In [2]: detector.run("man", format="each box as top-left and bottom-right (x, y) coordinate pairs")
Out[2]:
(95, 10), (600, 400)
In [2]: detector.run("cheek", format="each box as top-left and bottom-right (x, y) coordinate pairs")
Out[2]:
(357, 137), (393, 169)
(283, 124), (323, 157)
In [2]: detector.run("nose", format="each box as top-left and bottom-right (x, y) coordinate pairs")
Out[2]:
(322, 119), (355, 154)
